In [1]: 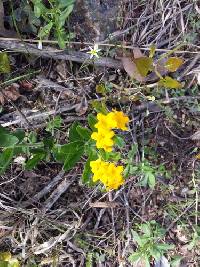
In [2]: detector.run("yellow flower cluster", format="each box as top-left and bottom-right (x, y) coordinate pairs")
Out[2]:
(90, 158), (124, 191)
(91, 110), (129, 152)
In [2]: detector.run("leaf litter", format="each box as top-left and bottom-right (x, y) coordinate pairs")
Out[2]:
(0, 1), (200, 266)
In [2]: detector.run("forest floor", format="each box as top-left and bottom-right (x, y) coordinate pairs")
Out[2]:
(0, 0), (200, 266)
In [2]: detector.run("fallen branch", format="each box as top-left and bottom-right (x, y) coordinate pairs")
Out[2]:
(0, 104), (78, 127)
(0, 40), (123, 69)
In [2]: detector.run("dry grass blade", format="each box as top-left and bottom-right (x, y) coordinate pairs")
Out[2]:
(89, 201), (119, 208)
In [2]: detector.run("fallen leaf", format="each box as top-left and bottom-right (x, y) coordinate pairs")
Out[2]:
(165, 57), (184, 72)
(20, 80), (34, 91)
(158, 76), (182, 89)
(132, 47), (144, 59)
(190, 130), (200, 140)
(134, 57), (153, 77)
(75, 96), (88, 116)
(195, 153), (200, 159)
(0, 84), (21, 105)
(122, 57), (145, 82)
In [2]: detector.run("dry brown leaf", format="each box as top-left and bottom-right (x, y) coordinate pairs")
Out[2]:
(121, 57), (145, 82)
(132, 47), (144, 59)
(75, 96), (88, 115)
(190, 130), (200, 140)
(0, 84), (21, 105)
(20, 80), (34, 91)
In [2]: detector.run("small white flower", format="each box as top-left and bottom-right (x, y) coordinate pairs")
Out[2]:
(14, 156), (26, 165)
(87, 44), (101, 59)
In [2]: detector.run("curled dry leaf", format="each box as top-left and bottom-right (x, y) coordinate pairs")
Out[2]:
(121, 47), (147, 82)
(19, 80), (34, 91)
(132, 47), (144, 59)
(121, 57), (145, 82)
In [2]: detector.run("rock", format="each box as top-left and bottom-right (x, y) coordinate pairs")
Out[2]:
(71, 0), (121, 41)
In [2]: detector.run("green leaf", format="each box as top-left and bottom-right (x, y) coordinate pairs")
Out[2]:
(131, 230), (143, 246)
(96, 83), (107, 95)
(0, 53), (11, 73)
(165, 57), (184, 72)
(128, 144), (138, 160)
(82, 149), (98, 184)
(128, 252), (141, 263)
(113, 135), (125, 148)
(57, 30), (66, 49)
(171, 255), (183, 267)
(156, 243), (174, 251)
(85, 252), (93, 267)
(134, 57), (153, 77)
(33, 1), (46, 18)
(76, 126), (91, 141)
(53, 141), (84, 171)
(87, 114), (97, 131)
(158, 76), (182, 89)
(7, 259), (19, 267)
(0, 126), (9, 135)
(39, 22), (53, 39)
(149, 44), (156, 58)
(147, 172), (156, 188)
(69, 122), (82, 142)
(58, 5), (74, 27)
(149, 247), (161, 260)
(63, 144), (84, 171)
(0, 148), (14, 174)
(43, 136), (54, 150)
(90, 100), (108, 114)
(0, 134), (19, 147)
(13, 130), (25, 143)
(140, 223), (151, 236)
(0, 261), (8, 267)
(46, 116), (63, 132)
(0, 252), (11, 261)
(58, 0), (75, 8)
(82, 158), (93, 184)
(25, 153), (46, 170)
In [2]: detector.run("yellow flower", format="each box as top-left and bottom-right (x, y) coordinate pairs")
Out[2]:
(95, 113), (117, 130)
(110, 110), (129, 130)
(90, 159), (124, 191)
(91, 129), (114, 152)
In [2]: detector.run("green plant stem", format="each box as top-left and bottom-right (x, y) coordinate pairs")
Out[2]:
(0, 70), (40, 88)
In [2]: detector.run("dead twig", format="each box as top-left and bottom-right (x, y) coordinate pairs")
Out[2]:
(21, 170), (65, 208)
(0, 40), (123, 69)
(42, 175), (76, 212)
